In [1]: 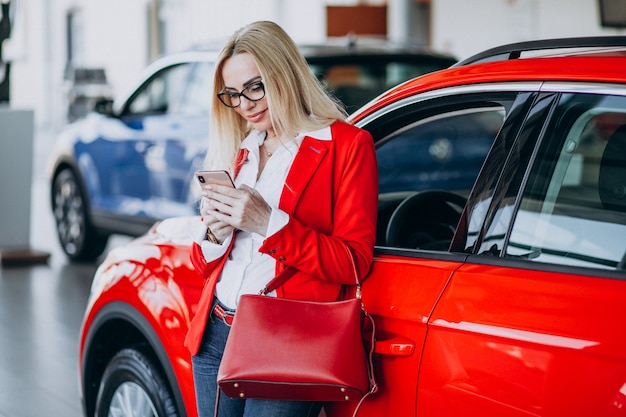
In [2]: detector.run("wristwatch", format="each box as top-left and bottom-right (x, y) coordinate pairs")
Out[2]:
(205, 228), (221, 245)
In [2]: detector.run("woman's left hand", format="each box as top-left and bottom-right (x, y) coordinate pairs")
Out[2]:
(201, 184), (272, 236)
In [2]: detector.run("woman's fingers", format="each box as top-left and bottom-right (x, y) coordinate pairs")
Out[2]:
(201, 184), (271, 235)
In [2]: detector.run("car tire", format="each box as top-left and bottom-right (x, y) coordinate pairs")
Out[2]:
(95, 348), (179, 417)
(52, 168), (108, 262)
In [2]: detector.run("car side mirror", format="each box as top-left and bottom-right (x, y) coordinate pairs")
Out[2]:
(93, 98), (114, 116)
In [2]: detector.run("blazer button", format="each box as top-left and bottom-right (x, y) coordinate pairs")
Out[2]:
(278, 256), (286, 263)
(268, 249), (276, 255)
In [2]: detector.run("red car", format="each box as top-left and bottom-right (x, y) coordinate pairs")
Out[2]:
(79, 37), (626, 417)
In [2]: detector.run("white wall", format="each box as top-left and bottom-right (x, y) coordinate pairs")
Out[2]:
(8, 0), (332, 130)
(162, 0), (328, 48)
(431, 0), (626, 60)
(6, 0), (56, 128)
(7, 0), (150, 130)
(81, 0), (149, 102)
(6, 0), (626, 133)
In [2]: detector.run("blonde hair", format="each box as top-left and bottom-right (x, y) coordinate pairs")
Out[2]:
(205, 20), (347, 171)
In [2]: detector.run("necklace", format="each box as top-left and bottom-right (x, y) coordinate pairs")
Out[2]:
(261, 142), (272, 158)
(262, 131), (276, 157)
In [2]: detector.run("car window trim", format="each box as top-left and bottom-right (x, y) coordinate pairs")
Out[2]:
(539, 81), (626, 96)
(470, 92), (560, 256)
(453, 91), (543, 253)
(374, 105), (506, 149)
(464, 253), (626, 281)
(374, 245), (470, 263)
(354, 82), (543, 129)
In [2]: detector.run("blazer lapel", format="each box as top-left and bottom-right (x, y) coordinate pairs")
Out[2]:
(233, 148), (250, 179)
(280, 137), (328, 213)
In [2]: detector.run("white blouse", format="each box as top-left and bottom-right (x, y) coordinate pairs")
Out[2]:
(197, 127), (332, 309)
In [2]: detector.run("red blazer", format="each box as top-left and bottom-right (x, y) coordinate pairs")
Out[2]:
(185, 121), (378, 355)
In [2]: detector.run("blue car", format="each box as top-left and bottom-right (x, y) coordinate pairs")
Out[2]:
(49, 40), (457, 261)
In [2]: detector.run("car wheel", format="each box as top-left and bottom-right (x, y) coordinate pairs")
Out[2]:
(95, 348), (179, 417)
(52, 168), (108, 261)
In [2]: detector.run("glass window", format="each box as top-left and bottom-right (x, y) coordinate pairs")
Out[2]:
(127, 63), (191, 115)
(506, 94), (626, 270)
(377, 107), (504, 194)
(179, 62), (214, 116)
(375, 104), (505, 249)
(474, 92), (557, 255)
(311, 59), (452, 112)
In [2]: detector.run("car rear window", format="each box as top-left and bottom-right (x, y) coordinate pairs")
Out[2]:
(310, 59), (452, 112)
(506, 93), (626, 271)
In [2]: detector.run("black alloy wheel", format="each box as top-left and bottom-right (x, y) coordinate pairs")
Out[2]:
(52, 168), (108, 261)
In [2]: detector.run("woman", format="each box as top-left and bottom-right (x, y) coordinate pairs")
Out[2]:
(185, 21), (378, 417)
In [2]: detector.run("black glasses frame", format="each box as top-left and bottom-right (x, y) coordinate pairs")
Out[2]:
(217, 81), (265, 108)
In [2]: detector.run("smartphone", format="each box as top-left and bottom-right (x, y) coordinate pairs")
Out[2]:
(195, 170), (235, 189)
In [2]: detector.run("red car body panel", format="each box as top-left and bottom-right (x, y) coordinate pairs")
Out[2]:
(351, 55), (626, 123)
(329, 255), (463, 417)
(81, 226), (626, 417)
(79, 238), (203, 417)
(79, 49), (626, 417)
(418, 263), (626, 417)
(79, 232), (464, 417)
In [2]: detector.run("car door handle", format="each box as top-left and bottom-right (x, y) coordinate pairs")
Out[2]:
(374, 336), (415, 357)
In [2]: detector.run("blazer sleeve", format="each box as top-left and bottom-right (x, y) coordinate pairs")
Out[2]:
(259, 123), (378, 285)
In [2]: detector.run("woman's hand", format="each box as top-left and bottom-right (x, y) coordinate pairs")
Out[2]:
(200, 184), (272, 237)
(200, 201), (235, 244)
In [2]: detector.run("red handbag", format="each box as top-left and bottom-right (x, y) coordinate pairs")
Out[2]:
(217, 247), (377, 408)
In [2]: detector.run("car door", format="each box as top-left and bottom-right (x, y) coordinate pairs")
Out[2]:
(140, 60), (214, 217)
(327, 86), (535, 417)
(418, 89), (626, 416)
(91, 60), (212, 223)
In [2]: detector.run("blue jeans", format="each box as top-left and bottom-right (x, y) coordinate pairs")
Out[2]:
(191, 301), (323, 417)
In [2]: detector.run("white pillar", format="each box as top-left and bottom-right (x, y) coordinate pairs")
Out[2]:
(0, 107), (49, 264)
(388, 0), (411, 43)
(388, 0), (430, 46)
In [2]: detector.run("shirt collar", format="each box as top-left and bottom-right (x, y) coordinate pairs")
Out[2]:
(241, 126), (333, 151)
(300, 126), (332, 141)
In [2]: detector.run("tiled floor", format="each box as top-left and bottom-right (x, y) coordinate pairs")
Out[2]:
(0, 177), (96, 417)
(0, 129), (127, 417)
(0, 259), (95, 417)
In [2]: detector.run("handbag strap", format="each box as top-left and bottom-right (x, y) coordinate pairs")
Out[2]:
(351, 310), (379, 417)
(260, 243), (361, 296)
(259, 265), (298, 295)
(257, 244), (379, 417)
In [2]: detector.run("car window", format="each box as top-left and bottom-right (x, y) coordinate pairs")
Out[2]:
(312, 60), (450, 112)
(373, 101), (508, 249)
(178, 61), (214, 116)
(377, 108), (503, 194)
(506, 93), (626, 270)
(126, 63), (191, 115)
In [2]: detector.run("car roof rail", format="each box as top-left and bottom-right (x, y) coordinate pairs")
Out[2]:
(453, 36), (626, 67)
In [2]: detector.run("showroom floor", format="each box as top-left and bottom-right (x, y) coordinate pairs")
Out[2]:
(0, 251), (95, 417)
(0, 129), (128, 417)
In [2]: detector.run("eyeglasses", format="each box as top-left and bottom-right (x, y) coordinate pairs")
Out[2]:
(217, 81), (265, 108)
